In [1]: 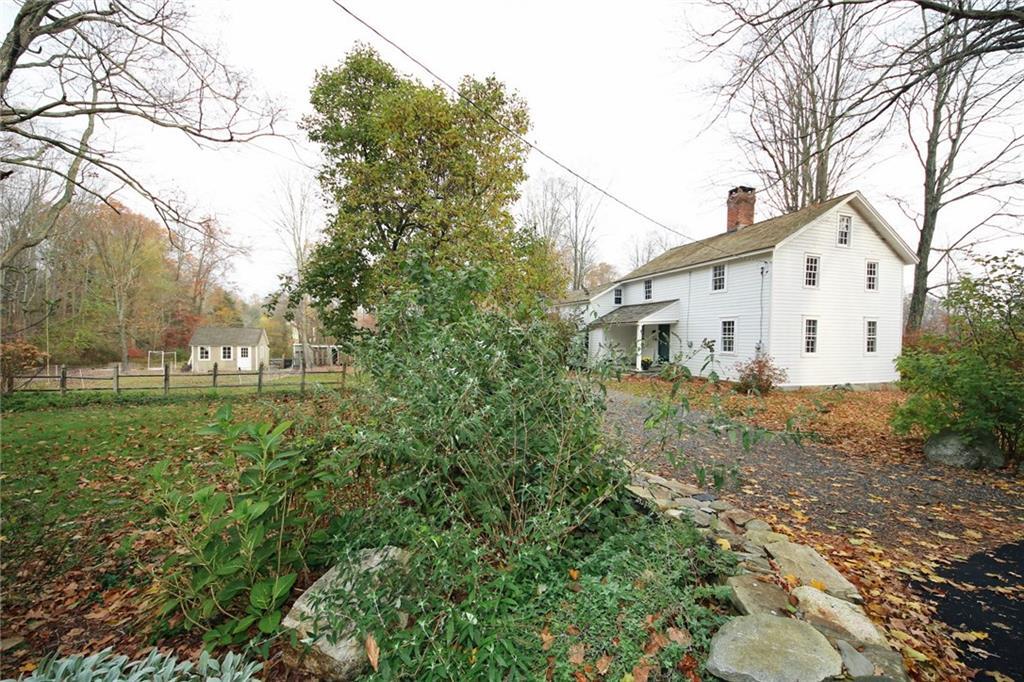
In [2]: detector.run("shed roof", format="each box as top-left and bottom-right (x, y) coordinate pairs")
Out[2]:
(590, 300), (678, 327)
(617, 193), (856, 283)
(189, 326), (266, 347)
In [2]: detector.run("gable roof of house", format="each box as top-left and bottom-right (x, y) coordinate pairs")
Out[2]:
(614, 191), (916, 285)
(189, 326), (266, 347)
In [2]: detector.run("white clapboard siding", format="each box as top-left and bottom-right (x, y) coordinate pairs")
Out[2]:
(769, 202), (905, 386)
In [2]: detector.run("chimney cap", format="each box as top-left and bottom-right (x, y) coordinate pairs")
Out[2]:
(728, 186), (756, 196)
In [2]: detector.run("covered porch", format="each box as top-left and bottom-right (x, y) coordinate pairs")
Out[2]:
(589, 300), (679, 371)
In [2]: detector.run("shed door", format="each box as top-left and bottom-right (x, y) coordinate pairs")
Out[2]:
(238, 346), (252, 370)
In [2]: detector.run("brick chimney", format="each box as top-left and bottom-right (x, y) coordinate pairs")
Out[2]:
(726, 186), (756, 232)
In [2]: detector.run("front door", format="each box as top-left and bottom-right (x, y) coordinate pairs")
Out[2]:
(657, 324), (671, 364)
(238, 346), (252, 371)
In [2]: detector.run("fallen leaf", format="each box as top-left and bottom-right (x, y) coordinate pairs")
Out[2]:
(643, 631), (669, 656)
(539, 627), (554, 651)
(810, 579), (827, 591)
(596, 654), (613, 674)
(568, 568), (580, 581)
(631, 663), (652, 682)
(568, 643), (585, 665)
(715, 537), (731, 551)
(366, 633), (380, 671)
(667, 626), (692, 647)
(950, 630), (989, 642)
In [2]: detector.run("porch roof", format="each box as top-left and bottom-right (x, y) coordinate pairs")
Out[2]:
(590, 299), (678, 327)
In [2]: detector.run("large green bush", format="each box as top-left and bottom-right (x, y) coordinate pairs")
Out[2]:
(308, 260), (673, 678)
(894, 250), (1024, 460)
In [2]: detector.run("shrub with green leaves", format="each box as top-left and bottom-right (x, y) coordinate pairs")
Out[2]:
(7, 647), (261, 682)
(312, 260), (642, 678)
(894, 250), (1024, 460)
(149, 405), (328, 647)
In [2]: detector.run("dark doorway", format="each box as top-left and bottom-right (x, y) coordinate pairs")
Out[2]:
(657, 324), (671, 363)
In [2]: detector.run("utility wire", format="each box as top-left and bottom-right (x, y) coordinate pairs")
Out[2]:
(328, 0), (735, 257)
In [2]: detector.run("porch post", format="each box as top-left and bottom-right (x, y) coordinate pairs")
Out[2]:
(635, 323), (643, 371)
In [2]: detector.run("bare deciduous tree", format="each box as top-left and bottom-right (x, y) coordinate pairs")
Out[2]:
(900, 14), (1024, 331)
(271, 174), (324, 365)
(0, 0), (279, 266)
(627, 231), (683, 270)
(559, 181), (602, 291)
(726, 5), (877, 212)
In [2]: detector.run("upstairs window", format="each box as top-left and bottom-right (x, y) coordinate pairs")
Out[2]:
(838, 214), (851, 246)
(866, 261), (878, 291)
(221, 346), (232, 360)
(804, 319), (818, 354)
(712, 264), (726, 291)
(614, 288), (622, 304)
(199, 346), (210, 360)
(644, 279), (652, 300)
(804, 255), (820, 287)
(721, 320), (736, 353)
(865, 320), (878, 353)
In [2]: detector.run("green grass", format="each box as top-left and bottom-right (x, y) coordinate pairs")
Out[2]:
(0, 392), (349, 608)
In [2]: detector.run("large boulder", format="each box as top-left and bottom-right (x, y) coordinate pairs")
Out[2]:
(765, 541), (861, 603)
(706, 614), (842, 682)
(924, 429), (1004, 469)
(282, 547), (407, 681)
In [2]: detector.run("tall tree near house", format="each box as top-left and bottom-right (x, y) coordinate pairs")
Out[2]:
(298, 46), (535, 338)
(560, 181), (602, 291)
(271, 175), (323, 366)
(718, 4), (875, 213)
(0, 0), (279, 262)
(170, 218), (240, 317)
(519, 176), (570, 245)
(902, 14), (1024, 331)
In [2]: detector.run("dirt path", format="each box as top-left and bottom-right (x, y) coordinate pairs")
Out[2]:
(604, 388), (1024, 681)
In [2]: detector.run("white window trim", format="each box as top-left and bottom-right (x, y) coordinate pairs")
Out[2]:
(803, 254), (821, 289)
(710, 264), (727, 293)
(240, 346), (250, 358)
(864, 318), (878, 355)
(643, 279), (653, 300)
(802, 317), (819, 356)
(198, 346), (210, 361)
(221, 346), (232, 360)
(720, 318), (737, 355)
(613, 287), (623, 305)
(837, 213), (852, 247)
(865, 259), (879, 292)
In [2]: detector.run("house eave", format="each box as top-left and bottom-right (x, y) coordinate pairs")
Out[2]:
(612, 247), (775, 286)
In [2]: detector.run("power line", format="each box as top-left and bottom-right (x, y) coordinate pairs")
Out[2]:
(327, 0), (732, 256)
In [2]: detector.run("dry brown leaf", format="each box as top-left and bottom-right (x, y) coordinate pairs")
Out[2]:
(632, 663), (652, 682)
(539, 626), (554, 651)
(595, 654), (613, 675)
(666, 626), (692, 647)
(568, 642), (585, 665)
(365, 633), (380, 671)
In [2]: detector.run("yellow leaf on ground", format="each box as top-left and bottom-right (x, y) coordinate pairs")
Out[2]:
(902, 646), (928, 662)
(810, 579), (827, 591)
(716, 538), (731, 551)
(951, 630), (989, 642)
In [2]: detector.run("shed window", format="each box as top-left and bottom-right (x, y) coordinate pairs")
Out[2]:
(199, 346), (209, 360)
(240, 347), (249, 359)
(866, 320), (878, 353)
(712, 264), (726, 291)
(838, 214), (852, 246)
(221, 346), (232, 360)
(804, 255), (820, 287)
(866, 261), (878, 291)
(804, 319), (818, 354)
(721, 320), (735, 353)
(614, 287), (622, 304)
(644, 279), (652, 300)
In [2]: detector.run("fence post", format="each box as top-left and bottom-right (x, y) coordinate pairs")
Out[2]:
(340, 360), (347, 391)
(113, 364), (120, 394)
(257, 363), (264, 394)
(163, 363), (170, 396)
(59, 365), (67, 397)
(212, 362), (218, 389)
(300, 360), (306, 395)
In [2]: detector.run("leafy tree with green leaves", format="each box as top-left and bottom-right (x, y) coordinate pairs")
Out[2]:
(894, 249), (1024, 461)
(297, 46), (563, 339)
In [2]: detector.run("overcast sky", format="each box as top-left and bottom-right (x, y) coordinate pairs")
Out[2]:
(55, 0), (1023, 297)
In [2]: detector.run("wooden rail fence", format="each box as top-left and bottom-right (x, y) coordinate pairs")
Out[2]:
(9, 362), (349, 397)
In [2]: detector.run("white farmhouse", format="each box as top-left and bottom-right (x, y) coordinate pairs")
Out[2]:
(577, 187), (918, 387)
